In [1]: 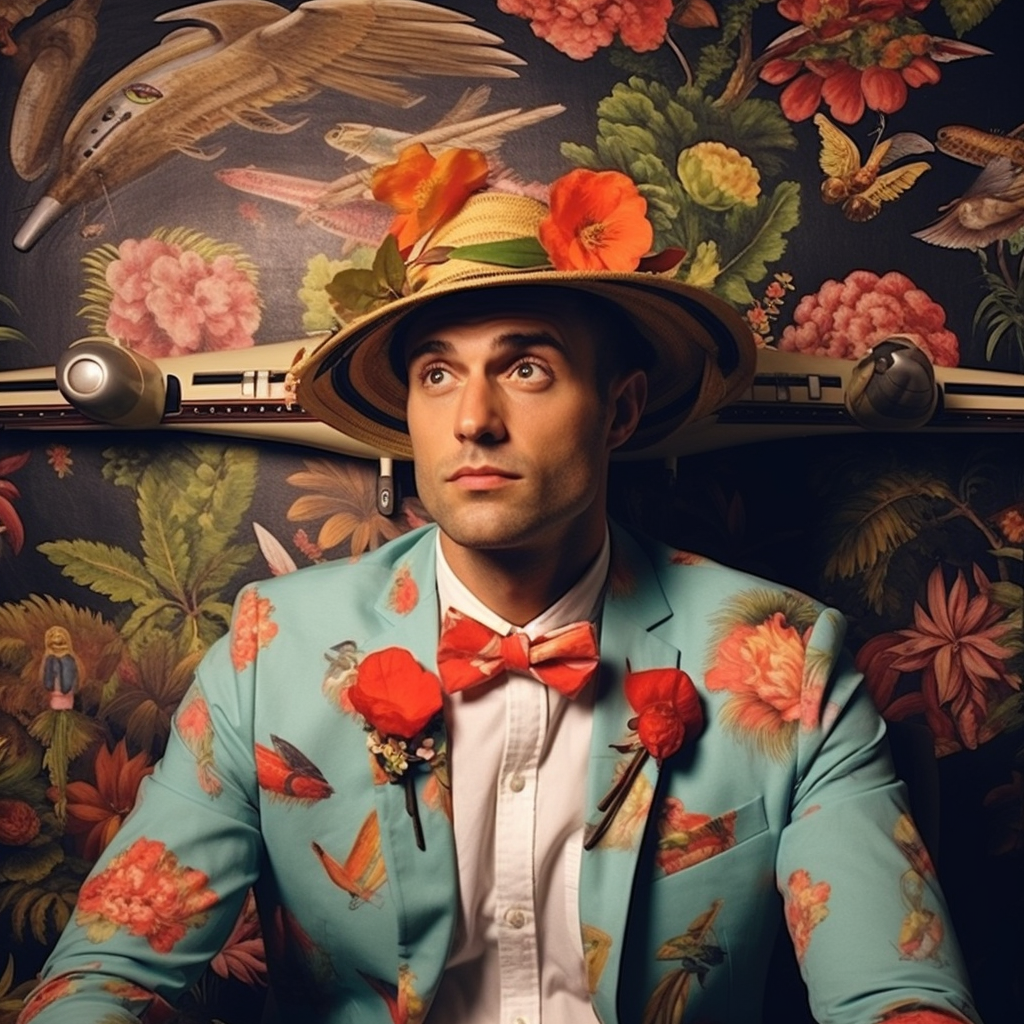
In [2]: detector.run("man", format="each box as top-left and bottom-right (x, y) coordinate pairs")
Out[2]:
(21, 163), (981, 1024)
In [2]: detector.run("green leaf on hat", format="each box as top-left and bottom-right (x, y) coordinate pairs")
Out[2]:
(447, 237), (550, 269)
(373, 234), (407, 294)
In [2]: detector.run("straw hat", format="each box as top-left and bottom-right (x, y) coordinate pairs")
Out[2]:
(294, 185), (756, 458)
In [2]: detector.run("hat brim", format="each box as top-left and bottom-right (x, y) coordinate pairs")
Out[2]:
(295, 268), (756, 459)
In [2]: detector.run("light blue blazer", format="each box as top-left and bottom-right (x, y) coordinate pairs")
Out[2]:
(23, 524), (980, 1024)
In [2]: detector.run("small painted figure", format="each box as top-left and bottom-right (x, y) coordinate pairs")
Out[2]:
(41, 625), (79, 710)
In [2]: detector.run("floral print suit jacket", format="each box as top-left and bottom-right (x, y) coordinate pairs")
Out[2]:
(21, 524), (981, 1024)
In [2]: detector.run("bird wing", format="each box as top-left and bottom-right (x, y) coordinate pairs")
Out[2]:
(862, 162), (931, 204)
(432, 85), (493, 129)
(239, 0), (523, 110)
(814, 113), (861, 179)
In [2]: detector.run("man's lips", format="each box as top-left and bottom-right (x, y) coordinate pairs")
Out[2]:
(447, 465), (520, 489)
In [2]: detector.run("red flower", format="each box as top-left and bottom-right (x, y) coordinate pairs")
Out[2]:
(76, 837), (218, 953)
(0, 798), (41, 845)
(349, 648), (443, 739)
(0, 449), (29, 556)
(761, 1), (986, 124)
(64, 740), (154, 859)
(539, 168), (653, 272)
(624, 666), (703, 763)
(371, 143), (489, 256)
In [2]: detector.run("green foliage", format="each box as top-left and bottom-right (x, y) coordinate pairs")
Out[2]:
(0, 862), (83, 944)
(716, 181), (801, 305)
(940, 0), (1003, 37)
(39, 442), (258, 653)
(560, 77), (799, 304)
(0, 293), (29, 344)
(822, 471), (958, 614)
(974, 255), (1024, 363)
(325, 235), (407, 325)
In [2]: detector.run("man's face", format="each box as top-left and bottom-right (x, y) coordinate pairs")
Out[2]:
(404, 301), (639, 557)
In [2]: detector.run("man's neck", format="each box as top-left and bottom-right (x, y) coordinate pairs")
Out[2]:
(438, 524), (607, 627)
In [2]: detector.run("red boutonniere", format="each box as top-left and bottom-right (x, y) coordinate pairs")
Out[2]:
(348, 647), (444, 851)
(584, 665), (703, 850)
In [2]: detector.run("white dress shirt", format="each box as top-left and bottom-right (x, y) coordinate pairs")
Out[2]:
(426, 531), (609, 1024)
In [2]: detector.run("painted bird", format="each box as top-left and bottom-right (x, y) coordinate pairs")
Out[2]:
(255, 733), (333, 802)
(13, 0), (524, 250)
(914, 154), (1024, 249)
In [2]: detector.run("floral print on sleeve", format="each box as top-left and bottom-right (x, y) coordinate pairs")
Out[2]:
(175, 684), (221, 796)
(705, 592), (822, 759)
(230, 586), (279, 671)
(75, 837), (218, 952)
(783, 868), (831, 962)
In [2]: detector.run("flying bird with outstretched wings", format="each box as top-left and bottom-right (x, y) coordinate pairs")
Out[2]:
(12, 0), (524, 250)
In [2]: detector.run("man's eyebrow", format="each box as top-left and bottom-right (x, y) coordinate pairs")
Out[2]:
(405, 330), (568, 366)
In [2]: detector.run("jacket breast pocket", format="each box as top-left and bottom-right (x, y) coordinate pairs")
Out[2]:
(653, 795), (770, 880)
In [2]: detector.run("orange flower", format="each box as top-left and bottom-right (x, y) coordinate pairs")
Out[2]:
(371, 143), (489, 255)
(230, 586), (279, 671)
(539, 168), (653, 272)
(784, 868), (831, 962)
(65, 740), (154, 860)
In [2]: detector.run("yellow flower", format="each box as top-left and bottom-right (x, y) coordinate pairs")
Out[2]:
(684, 240), (721, 288)
(678, 141), (761, 211)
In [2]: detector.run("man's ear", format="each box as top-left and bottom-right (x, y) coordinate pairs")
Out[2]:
(606, 370), (647, 451)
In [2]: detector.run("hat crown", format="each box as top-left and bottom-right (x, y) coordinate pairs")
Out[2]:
(407, 192), (548, 292)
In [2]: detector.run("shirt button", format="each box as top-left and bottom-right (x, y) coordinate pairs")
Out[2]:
(513, 1017), (529, 1024)
(508, 773), (526, 793)
(505, 907), (526, 929)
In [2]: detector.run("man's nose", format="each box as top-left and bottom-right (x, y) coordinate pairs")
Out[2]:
(455, 375), (507, 444)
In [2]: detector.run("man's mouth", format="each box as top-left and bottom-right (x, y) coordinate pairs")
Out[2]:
(447, 465), (520, 489)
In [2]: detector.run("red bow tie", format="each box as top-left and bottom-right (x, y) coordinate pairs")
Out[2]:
(436, 608), (600, 699)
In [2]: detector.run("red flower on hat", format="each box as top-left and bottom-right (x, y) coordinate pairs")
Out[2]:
(349, 647), (443, 740)
(372, 143), (490, 256)
(539, 168), (654, 272)
(625, 665), (703, 763)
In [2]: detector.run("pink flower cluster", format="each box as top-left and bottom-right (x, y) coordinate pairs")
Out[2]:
(778, 270), (959, 365)
(76, 837), (217, 953)
(105, 237), (260, 358)
(497, 0), (673, 60)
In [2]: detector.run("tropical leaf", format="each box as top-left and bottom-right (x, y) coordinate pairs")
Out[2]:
(716, 181), (802, 306)
(119, 598), (183, 642)
(0, 863), (83, 943)
(138, 470), (190, 601)
(0, 327), (29, 344)
(822, 472), (957, 603)
(37, 539), (154, 604)
(940, 0), (1003, 36)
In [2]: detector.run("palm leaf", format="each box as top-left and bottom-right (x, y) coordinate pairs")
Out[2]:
(822, 471), (955, 586)
(37, 539), (156, 605)
(137, 470), (190, 601)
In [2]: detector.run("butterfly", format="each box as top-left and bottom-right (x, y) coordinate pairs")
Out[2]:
(255, 734), (333, 802)
(814, 114), (933, 222)
(312, 810), (388, 909)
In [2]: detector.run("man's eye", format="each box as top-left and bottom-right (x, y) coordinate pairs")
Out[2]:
(427, 368), (447, 385)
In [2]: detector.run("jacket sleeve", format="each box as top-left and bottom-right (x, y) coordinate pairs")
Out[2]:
(18, 599), (264, 1024)
(776, 606), (982, 1024)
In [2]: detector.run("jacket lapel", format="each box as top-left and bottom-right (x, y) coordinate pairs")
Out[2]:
(361, 528), (459, 1011)
(581, 525), (681, 1024)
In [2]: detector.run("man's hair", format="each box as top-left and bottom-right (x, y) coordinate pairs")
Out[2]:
(390, 285), (656, 396)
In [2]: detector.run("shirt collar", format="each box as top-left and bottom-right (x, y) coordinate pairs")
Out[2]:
(434, 526), (610, 640)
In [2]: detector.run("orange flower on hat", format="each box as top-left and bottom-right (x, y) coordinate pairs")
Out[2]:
(539, 168), (654, 272)
(372, 143), (490, 256)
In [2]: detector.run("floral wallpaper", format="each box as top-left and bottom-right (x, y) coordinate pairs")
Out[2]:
(1, 2), (1022, 1022)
